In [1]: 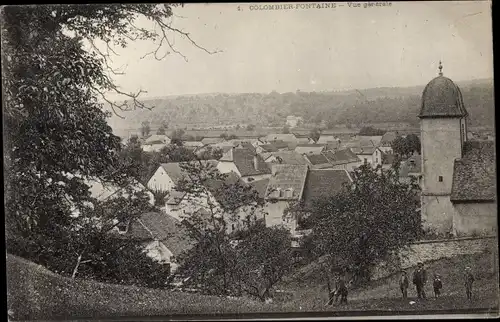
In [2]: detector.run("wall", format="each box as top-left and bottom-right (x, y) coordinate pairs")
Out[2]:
(421, 194), (456, 235)
(147, 167), (175, 192)
(243, 173), (272, 183)
(421, 117), (462, 196)
(454, 202), (498, 235)
(217, 162), (241, 176)
(372, 236), (498, 280)
(263, 200), (296, 233)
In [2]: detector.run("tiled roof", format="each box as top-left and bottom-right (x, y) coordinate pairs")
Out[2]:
(304, 153), (331, 166)
(265, 164), (308, 200)
(323, 149), (359, 165)
(165, 190), (187, 205)
(326, 141), (340, 150)
(159, 161), (218, 185)
(264, 133), (298, 143)
(249, 178), (270, 199)
(263, 151), (309, 165)
(260, 144), (279, 152)
(302, 169), (352, 208)
(295, 144), (325, 155)
(380, 132), (398, 147)
(419, 76), (468, 118)
(399, 153), (422, 177)
(145, 134), (170, 144)
(317, 135), (337, 144)
(359, 147), (376, 155)
(221, 148), (271, 177)
(126, 212), (195, 257)
(450, 141), (496, 202)
(201, 137), (225, 145)
(265, 140), (290, 150)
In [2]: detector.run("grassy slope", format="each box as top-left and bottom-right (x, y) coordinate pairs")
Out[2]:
(277, 251), (499, 312)
(7, 251), (499, 320)
(6, 254), (273, 320)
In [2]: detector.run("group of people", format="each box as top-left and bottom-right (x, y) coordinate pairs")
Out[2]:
(399, 262), (476, 300)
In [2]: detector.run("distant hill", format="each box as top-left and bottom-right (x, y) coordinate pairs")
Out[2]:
(106, 78), (494, 137)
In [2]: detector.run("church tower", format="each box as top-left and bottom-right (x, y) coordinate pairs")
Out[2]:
(419, 62), (469, 235)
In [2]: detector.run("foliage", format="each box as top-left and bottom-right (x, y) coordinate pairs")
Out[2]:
(234, 222), (293, 301)
(391, 134), (421, 157)
(156, 125), (166, 135)
(358, 126), (386, 136)
(170, 129), (185, 146)
(302, 164), (422, 284)
(141, 121), (151, 137)
(174, 161), (291, 301)
(2, 3), (214, 287)
(282, 125), (290, 134)
(246, 124), (256, 131)
(310, 128), (321, 143)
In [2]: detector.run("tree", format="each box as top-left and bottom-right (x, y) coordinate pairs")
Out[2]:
(358, 126), (386, 136)
(2, 4), (215, 283)
(170, 129), (185, 146)
(227, 134), (238, 140)
(391, 136), (411, 157)
(246, 124), (255, 131)
(405, 134), (421, 154)
(141, 121), (151, 137)
(234, 222), (293, 301)
(303, 164), (422, 284)
(310, 128), (321, 143)
(220, 133), (229, 140)
(156, 125), (166, 135)
(174, 161), (268, 297)
(282, 125), (290, 134)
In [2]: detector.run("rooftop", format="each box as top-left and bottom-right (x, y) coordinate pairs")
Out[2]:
(265, 164), (309, 201)
(302, 169), (352, 208)
(450, 141), (496, 202)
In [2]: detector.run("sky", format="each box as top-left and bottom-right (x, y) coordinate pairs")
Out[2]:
(103, 1), (493, 99)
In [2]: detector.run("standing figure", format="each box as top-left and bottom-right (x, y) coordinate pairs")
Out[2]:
(400, 270), (409, 299)
(412, 262), (427, 299)
(433, 273), (443, 298)
(464, 267), (475, 301)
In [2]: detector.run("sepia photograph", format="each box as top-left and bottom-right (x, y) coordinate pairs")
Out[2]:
(2, 1), (498, 320)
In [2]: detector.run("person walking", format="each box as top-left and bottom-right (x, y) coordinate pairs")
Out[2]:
(400, 270), (409, 299)
(464, 266), (475, 301)
(412, 262), (427, 299)
(337, 277), (348, 304)
(433, 273), (443, 298)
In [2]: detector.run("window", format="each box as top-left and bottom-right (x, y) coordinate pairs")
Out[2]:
(438, 176), (443, 182)
(376, 158), (378, 163)
(231, 224), (235, 231)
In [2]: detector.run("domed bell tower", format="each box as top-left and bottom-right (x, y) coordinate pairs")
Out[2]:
(419, 62), (468, 235)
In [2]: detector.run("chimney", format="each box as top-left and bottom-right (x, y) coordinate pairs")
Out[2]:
(253, 155), (259, 171)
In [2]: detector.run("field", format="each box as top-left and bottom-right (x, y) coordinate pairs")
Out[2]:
(7, 252), (499, 320)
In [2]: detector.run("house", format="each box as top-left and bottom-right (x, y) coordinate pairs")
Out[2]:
(263, 133), (299, 145)
(352, 146), (377, 165)
(286, 115), (303, 128)
(183, 141), (204, 151)
(372, 147), (386, 167)
(145, 134), (172, 145)
(419, 64), (496, 236)
(303, 153), (333, 169)
(379, 131), (399, 153)
(119, 211), (195, 273)
(263, 164), (309, 234)
(261, 151), (309, 165)
(358, 135), (383, 147)
(256, 140), (290, 153)
(294, 144), (326, 155)
(87, 178), (155, 206)
(323, 149), (362, 171)
(317, 135), (339, 145)
(201, 137), (225, 146)
(325, 140), (341, 151)
(299, 169), (353, 230)
(399, 152), (422, 186)
(147, 160), (218, 192)
(296, 136), (315, 145)
(217, 146), (272, 183)
(163, 171), (264, 235)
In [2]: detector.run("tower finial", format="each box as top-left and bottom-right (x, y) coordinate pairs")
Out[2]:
(438, 61), (443, 76)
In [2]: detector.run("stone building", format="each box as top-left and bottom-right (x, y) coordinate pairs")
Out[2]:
(419, 62), (496, 236)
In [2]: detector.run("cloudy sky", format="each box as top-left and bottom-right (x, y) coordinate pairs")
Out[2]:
(104, 1), (493, 98)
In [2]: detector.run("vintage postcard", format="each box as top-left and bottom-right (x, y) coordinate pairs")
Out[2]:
(3, 1), (498, 321)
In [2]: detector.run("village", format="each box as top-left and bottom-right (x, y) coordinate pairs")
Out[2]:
(4, 3), (497, 320)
